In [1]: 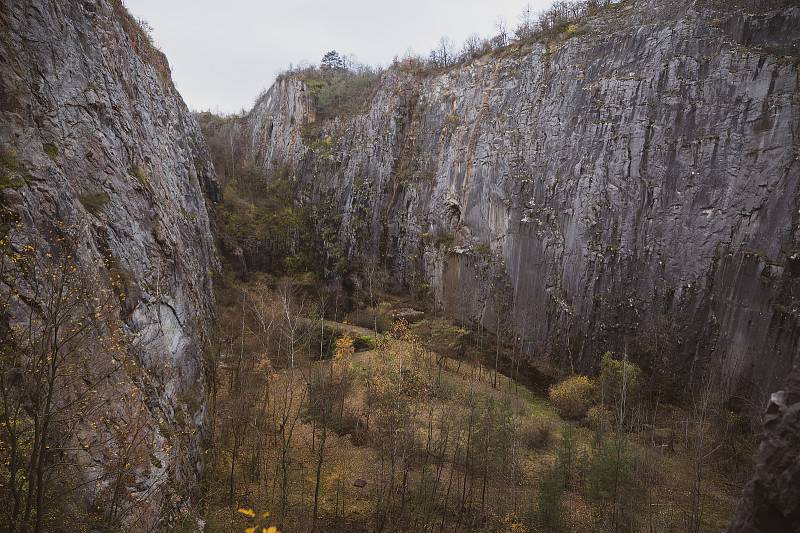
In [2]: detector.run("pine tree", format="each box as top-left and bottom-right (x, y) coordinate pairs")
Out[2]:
(321, 50), (345, 71)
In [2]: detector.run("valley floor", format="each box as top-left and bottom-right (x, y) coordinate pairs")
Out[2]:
(183, 277), (748, 533)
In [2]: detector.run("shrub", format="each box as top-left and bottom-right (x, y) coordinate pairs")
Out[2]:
(0, 147), (26, 190)
(353, 335), (376, 351)
(348, 417), (370, 446)
(42, 143), (58, 159)
(131, 163), (150, 186)
(0, 147), (22, 172)
(473, 243), (492, 258)
(111, 0), (172, 86)
(432, 229), (454, 249)
(522, 418), (554, 450)
(597, 351), (641, 407)
(535, 463), (566, 531)
(549, 375), (594, 419)
(586, 405), (613, 431)
(329, 410), (361, 436)
(347, 307), (393, 333)
(429, 379), (455, 400)
(179, 207), (197, 223)
(297, 67), (381, 121)
(409, 318), (468, 360)
(306, 325), (341, 360)
(78, 191), (110, 215)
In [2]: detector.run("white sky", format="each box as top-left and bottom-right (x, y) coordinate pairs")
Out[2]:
(123, 0), (553, 114)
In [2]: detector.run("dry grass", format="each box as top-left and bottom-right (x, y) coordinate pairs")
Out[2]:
(111, 0), (173, 87)
(203, 279), (746, 532)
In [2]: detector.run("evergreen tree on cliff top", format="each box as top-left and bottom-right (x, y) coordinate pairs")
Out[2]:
(321, 50), (345, 71)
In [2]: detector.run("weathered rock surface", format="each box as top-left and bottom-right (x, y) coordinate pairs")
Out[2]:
(243, 2), (800, 526)
(727, 361), (800, 532)
(1, 0), (217, 528)
(245, 0), (799, 406)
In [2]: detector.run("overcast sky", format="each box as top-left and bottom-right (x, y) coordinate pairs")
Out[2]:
(124, 0), (553, 114)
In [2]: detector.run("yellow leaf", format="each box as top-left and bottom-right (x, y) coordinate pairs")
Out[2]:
(245, 528), (256, 533)
(266, 527), (278, 533)
(237, 507), (256, 518)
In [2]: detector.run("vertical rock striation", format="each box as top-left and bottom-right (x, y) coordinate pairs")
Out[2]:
(1, 0), (217, 528)
(244, 0), (799, 406)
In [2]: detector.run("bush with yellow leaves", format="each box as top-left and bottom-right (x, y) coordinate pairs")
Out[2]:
(334, 334), (355, 364)
(548, 375), (595, 419)
(237, 507), (279, 533)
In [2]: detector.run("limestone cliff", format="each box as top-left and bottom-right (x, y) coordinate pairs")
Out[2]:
(726, 360), (800, 532)
(245, 0), (799, 406)
(1, 0), (217, 528)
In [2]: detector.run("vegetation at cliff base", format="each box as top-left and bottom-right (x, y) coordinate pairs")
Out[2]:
(188, 38), (761, 529)
(196, 113), (345, 281)
(193, 275), (749, 532)
(3, 0), (791, 529)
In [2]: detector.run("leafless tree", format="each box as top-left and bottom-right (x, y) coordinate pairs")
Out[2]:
(430, 36), (455, 67)
(0, 227), (126, 532)
(492, 18), (509, 48)
(515, 4), (537, 39)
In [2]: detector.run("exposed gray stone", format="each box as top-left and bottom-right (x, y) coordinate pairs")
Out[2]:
(726, 362), (800, 532)
(0, 0), (218, 528)
(244, 0), (800, 408)
(243, 3), (800, 527)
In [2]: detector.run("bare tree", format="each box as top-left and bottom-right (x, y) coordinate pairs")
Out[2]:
(430, 36), (455, 67)
(515, 4), (537, 39)
(685, 371), (728, 533)
(492, 18), (509, 48)
(278, 282), (305, 371)
(307, 334), (353, 531)
(460, 33), (483, 62)
(0, 227), (125, 532)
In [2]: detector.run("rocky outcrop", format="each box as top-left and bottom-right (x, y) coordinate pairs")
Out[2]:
(1, 0), (217, 528)
(727, 362), (800, 532)
(244, 0), (799, 407)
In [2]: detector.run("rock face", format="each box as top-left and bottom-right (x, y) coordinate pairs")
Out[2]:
(245, 0), (799, 404)
(726, 361), (800, 532)
(1, 0), (217, 528)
